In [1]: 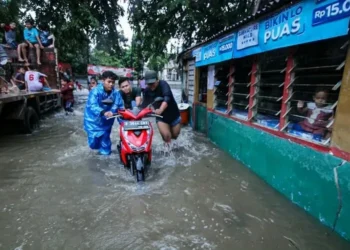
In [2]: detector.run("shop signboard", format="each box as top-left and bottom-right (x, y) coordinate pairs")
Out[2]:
(194, 0), (350, 66)
(195, 33), (235, 67)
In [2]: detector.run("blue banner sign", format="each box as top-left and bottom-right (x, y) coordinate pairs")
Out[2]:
(312, 0), (350, 25)
(194, 0), (350, 66)
(192, 47), (202, 62)
(196, 34), (235, 67)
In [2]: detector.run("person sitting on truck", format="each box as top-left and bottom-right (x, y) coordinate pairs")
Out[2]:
(61, 77), (74, 114)
(0, 22), (17, 50)
(294, 88), (334, 141)
(12, 66), (26, 90)
(18, 20), (44, 65)
(118, 77), (142, 109)
(25, 68), (50, 92)
(38, 24), (55, 48)
(84, 71), (124, 155)
(142, 70), (181, 143)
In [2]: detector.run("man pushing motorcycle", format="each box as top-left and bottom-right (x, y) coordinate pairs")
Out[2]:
(84, 71), (124, 155)
(142, 70), (181, 143)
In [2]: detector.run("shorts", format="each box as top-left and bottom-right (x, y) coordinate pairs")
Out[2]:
(24, 41), (38, 46)
(42, 39), (53, 47)
(156, 116), (181, 127)
(64, 100), (74, 112)
(8, 41), (17, 49)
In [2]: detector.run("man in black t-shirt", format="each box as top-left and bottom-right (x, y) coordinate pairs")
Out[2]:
(142, 70), (181, 143)
(118, 77), (142, 109)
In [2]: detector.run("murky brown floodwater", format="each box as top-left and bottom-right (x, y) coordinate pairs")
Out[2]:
(0, 90), (349, 250)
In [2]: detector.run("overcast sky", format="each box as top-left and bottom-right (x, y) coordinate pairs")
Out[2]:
(119, 1), (133, 44)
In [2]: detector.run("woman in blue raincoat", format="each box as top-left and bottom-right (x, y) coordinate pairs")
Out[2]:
(84, 71), (124, 155)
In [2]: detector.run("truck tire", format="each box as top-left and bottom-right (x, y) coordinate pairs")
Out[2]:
(22, 107), (39, 134)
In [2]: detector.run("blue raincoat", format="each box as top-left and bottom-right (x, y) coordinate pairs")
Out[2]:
(84, 83), (124, 155)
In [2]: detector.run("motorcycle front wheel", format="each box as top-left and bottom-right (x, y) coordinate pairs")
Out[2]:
(136, 170), (145, 182)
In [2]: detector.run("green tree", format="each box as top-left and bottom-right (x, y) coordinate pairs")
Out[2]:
(128, 0), (258, 67)
(147, 54), (170, 72)
(0, 0), (22, 42)
(11, 0), (126, 74)
(90, 47), (135, 68)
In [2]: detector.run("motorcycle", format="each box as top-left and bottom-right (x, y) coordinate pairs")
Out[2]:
(102, 97), (164, 182)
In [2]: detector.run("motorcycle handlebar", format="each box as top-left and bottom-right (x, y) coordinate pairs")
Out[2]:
(106, 114), (121, 120)
(106, 113), (163, 120)
(148, 114), (163, 118)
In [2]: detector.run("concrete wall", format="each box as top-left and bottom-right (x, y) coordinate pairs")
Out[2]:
(194, 105), (350, 240)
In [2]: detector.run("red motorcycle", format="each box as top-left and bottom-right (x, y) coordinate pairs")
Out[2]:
(104, 97), (164, 182)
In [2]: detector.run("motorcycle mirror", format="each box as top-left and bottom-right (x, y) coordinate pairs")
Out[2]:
(154, 97), (164, 102)
(102, 98), (114, 105)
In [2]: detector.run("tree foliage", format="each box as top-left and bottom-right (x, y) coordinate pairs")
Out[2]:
(1, 0), (126, 74)
(90, 47), (135, 69)
(128, 0), (256, 63)
(147, 54), (170, 72)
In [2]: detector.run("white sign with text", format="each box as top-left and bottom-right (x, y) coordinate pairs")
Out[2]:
(237, 23), (259, 50)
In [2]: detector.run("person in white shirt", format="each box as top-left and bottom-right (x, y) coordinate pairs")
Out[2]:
(24, 69), (48, 92)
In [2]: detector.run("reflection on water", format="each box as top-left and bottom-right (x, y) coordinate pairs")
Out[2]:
(0, 89), (349, 250)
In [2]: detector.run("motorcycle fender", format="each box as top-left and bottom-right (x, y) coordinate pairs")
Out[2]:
(135, 156), (144, 171)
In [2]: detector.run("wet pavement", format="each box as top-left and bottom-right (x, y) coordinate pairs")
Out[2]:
(0, 90), (350, 250)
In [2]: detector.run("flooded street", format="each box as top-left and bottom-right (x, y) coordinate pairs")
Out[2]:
(0, 90), (349, 250)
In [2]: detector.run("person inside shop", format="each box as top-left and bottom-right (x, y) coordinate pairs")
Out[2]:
(294, 88), (334, 141)
(84, 71), (124, 155)
(142, 70), (181, 143)
(118, 77), (142, 109)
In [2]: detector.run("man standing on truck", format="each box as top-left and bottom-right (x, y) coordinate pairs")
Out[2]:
(84, 71), (124, 155)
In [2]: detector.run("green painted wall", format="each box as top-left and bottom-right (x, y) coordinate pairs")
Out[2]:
(198, 111), (350, 240)
(194, 105), (207, 133)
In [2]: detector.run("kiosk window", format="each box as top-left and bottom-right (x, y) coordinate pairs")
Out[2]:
(231, 57), (253, 120)
(283, 37), (347, 145)
(252, 49), (288, 129)
(214, 63), (231, 113)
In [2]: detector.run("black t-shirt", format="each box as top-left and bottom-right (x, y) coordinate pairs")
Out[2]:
(119, 87), (141, 109)
(142, 80), (180, 124)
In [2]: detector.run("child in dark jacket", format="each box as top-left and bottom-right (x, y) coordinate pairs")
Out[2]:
(60, 77), (74, 114)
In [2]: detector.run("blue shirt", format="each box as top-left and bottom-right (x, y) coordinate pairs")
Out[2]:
(24, 28), (39, 43)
